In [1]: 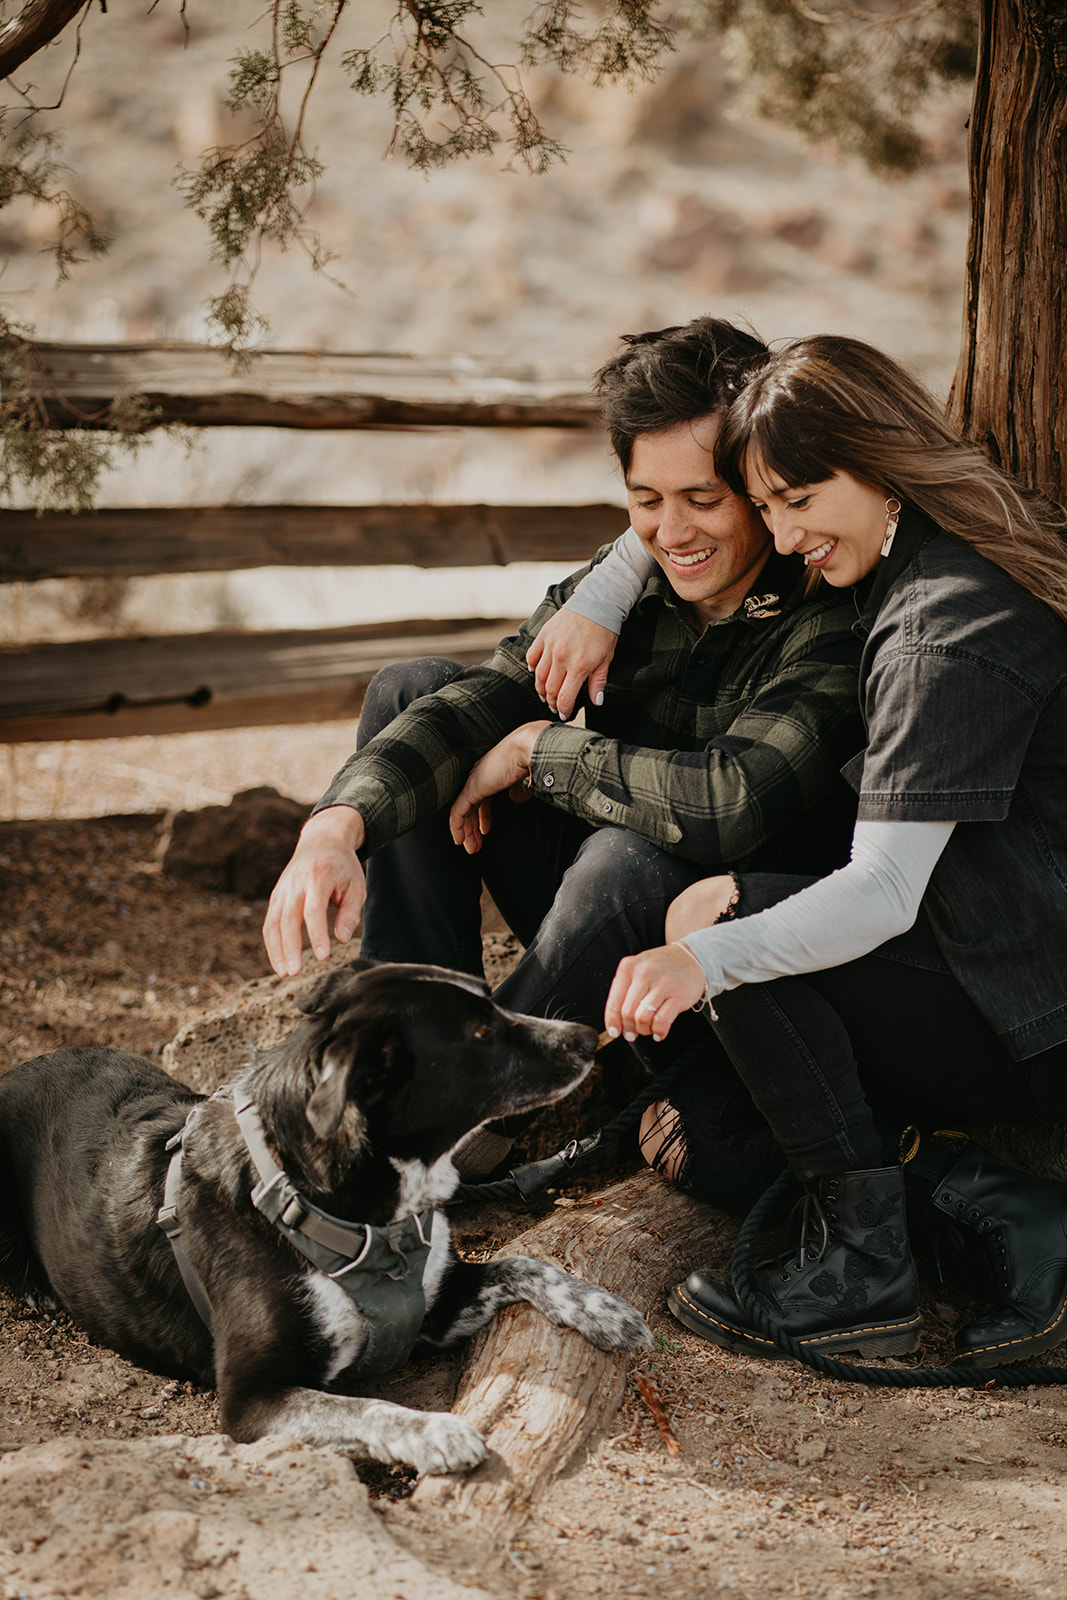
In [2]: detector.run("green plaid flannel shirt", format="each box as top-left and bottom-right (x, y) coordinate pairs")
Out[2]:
(316, 545), (865, 871)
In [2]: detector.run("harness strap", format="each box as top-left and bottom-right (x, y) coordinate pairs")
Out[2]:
(156, 1127), (215, 1330)
(233, 1094), (381, 1259)
(156, 1090), (435, 1376)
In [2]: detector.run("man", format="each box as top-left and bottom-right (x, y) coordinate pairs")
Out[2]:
(264, 318), (864, 1194)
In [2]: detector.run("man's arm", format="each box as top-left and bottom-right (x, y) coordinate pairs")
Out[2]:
(262, 553), (618, 973)
(311, 559), (621, 854)
(522, 597), (863, 869)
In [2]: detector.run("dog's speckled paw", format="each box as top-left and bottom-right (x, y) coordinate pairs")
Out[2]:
(572, 1290), (654, 1353)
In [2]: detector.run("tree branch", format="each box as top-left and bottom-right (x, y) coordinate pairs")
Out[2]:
(0, 0), (90, 81)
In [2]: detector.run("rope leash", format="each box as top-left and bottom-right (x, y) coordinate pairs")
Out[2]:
(449, 1050), (695, 1206)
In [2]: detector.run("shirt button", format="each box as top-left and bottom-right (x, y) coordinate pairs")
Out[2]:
(542, 773), (555, 788)
(602, 802), (613, 813)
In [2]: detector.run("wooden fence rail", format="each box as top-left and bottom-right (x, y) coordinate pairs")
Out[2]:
(0, 618), (519, 743)
(26, 344), (600, 430)
(1, 342), (619, 745)
(0, 503), (620, 583)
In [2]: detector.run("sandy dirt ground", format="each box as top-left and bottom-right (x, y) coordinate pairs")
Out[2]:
(3, 742), (1067, 1600)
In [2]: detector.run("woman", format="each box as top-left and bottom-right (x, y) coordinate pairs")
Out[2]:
(539, 334), (1067, 1367)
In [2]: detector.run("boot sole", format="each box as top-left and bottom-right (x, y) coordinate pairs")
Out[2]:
(955, 1288), (1067, 1368)
(668, 1284), (922, 1362)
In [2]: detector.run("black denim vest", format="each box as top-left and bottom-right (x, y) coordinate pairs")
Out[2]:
(845, 512), (1067, 1059)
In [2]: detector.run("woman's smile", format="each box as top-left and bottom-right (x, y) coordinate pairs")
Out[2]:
(800, 537), (838, 568)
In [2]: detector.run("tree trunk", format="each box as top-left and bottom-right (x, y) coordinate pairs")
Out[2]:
(950, 0), (1067, 502)
(413, 1171), (736, 1532)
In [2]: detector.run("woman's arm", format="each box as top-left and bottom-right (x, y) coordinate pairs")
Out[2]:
(564, 526), (653, 631)
(527, 527), (653, 718)
(605, 818), (956, 1041)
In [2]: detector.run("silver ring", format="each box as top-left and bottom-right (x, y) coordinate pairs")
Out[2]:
(637, 998), (657, 1014)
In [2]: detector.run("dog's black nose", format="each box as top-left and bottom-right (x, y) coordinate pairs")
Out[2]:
(575, 1024), (599, 1055)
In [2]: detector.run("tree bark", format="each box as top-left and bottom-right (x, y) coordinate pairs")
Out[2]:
(0, 0), (87, 81)
(413, 1171), (736, 1532)
(950, 0), (1067, 502)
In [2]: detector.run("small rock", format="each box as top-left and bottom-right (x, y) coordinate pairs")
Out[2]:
(162, 787), (307, 900)
(797, 1436), (828, 1466)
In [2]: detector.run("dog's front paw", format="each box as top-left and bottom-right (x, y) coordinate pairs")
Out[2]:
(363, 1402), (488, 1476)
(408, 1412), (488, 1476)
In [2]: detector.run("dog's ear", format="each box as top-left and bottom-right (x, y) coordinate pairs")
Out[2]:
(305, 1053), (350, 1138)
(296, 959), (376, 1017)
(305, 1030), (408, 1138)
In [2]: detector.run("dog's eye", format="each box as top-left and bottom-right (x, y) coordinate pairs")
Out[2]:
(473, 1023), (495, 1042)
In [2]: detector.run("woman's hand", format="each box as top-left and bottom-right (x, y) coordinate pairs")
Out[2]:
(449, 722), (551, 854)
(526, 609), (618, 720)
(605, 942), (708, 1043)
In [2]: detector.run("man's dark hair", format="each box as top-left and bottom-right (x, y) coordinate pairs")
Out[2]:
(595, 317), (770, 474)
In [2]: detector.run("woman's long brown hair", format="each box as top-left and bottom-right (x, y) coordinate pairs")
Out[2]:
(716, 335), (1067, 624)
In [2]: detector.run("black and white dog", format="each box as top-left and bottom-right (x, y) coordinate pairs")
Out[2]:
(0, 961), (650, 1475)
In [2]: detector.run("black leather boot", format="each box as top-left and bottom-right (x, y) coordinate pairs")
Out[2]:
(925, 1143), (1067, 1366)
(668, 1165), (921, 1361)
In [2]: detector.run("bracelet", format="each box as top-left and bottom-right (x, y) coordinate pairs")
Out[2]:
(671, 940), (719, 1022)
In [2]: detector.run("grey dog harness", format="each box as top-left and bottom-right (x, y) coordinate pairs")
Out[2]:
(156, 1089), (435, 1376)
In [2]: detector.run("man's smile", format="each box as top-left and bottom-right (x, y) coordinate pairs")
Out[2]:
(662, 546), (714, 569)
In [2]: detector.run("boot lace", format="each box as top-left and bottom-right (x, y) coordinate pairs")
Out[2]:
(771, 1186), (834, 1281)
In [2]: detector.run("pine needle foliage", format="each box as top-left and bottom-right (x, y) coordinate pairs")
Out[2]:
(685, 0), (977, 174)
(178, 2), (676, 357)
(0, 0), (980, 509)
(0, 110), (151, 511)
(0, 114), (110, 281)
(0, 316), (157, 512)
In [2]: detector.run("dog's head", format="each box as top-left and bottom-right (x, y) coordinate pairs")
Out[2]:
(295, 960), (598, 1166)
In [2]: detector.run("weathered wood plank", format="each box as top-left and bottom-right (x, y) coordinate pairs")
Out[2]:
(0, 503), (622, 582)
(414, 1170), (736, 1531)
(28, 343), (601, 430)
(0, 617), (518, 743)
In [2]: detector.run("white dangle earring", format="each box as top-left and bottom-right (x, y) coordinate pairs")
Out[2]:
(881, 496), (902, 557)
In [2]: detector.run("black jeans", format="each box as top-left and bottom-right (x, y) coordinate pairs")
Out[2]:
(357, 658), (705, 1027)
(687, 874), (1067, 1187)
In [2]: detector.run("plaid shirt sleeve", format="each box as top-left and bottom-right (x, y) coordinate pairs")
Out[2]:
(316, 550), (863, 869)
(313, 579), (583, 854)
(526, 591), (863, 868)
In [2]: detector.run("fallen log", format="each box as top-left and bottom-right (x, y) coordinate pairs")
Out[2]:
(414, 1169), (735, 1531)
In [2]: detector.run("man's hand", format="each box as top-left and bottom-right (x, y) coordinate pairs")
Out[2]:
(449, 722), (551, 855)
(526, 609), (618, 721)
(605, 942), (708, 1043)
(262, 806), (367, 976)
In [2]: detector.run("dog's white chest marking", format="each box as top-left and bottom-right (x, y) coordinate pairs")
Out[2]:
(304, 1271), (369, 1382)
(389, 1153), (457, 1217)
